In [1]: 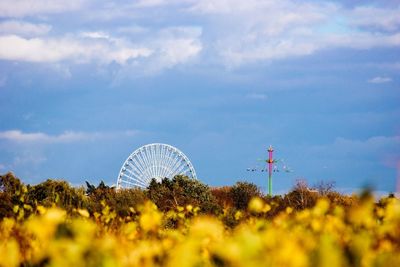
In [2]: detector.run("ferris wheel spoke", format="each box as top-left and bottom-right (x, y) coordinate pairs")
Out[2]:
(131, 157), (146, 176)
(163, 148), (175, 177)
(143, 147), (155, 179)
(121, 178), (146, 188)
(170, 153), (186, 176)
(136, 151), (148, 174)
(125, 162), (143, 177)
(121, 173), (148, 188)
(123, 168), (146, 184)
(161, 164), (171, 179)
(168, 153), (182, 175)
(158, 146), (166, 178)
(179, 165), (191, 175)
(140, 154), (151, 179)
(154, 145), (160, 179)
(181, 154), (195, 177)
(138, 151), (150, 179)
(154, 145), (162, 179)
(151, 145), (158, 179)
(158, 145), (165, 178)
(170, 158), (186, 177)
(131, 157), (152, 185)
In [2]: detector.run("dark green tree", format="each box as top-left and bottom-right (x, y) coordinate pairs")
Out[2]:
(229, 181), (262, 210)
(0, 172), (26, 218)
(147, 175), (220, 214)
(27, 179), (87, 212)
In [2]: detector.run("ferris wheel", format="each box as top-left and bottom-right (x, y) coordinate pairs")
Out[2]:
(117, 143), (197, 189)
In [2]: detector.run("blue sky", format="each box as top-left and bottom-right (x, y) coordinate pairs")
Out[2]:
(0, 0), (399, 194)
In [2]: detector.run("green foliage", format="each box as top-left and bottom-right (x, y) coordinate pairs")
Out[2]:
(0, 172), (24, 194)
(0, 173), (29, 219)
(0, 172), (364, 230)
(85, 180), (147, 217)
(27, 179), (87, 212)
(229, 181), (262, 210)
(210, 186), (234, 209)
(147, 175), (220, 214)
(112, 188), (147, 217)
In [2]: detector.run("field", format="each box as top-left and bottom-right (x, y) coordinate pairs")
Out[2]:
(1, 174), (400, 267)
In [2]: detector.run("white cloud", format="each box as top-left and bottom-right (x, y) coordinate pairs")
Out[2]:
(0, 130), (139, 144)
(1, 0), (399, 69)
(81, 31), (110, 39)
(368, 76), (393, 84)
(115, 26), (203, 76)
(186, 0), (400, 67)
(0, 26), (202, 70)
(350, 6), (400, 31)
(133, 0), (167, 8)
(0, 20), (51, 36)
(0, 130), (89, 143)
(0, 35), (153, 64)
(0, 0), (86, 18)
(158, 37), (202, 66)
(117, 25), (148, 35)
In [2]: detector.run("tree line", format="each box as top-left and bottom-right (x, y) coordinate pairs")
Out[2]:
(0, 172), (380, 227)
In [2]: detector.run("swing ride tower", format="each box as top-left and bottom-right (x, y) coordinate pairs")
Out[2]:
(267, 145), (274, 196)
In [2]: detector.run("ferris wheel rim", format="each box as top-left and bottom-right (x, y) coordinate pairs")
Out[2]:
(117, 143), (197, 189)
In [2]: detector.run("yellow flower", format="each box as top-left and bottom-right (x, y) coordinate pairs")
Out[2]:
(0, 238), (20, 267)
(139, 202), (162, 233)
(235, 211), (243, 220)
(77, 209), (90, 218)
(248, 197), (264, 213)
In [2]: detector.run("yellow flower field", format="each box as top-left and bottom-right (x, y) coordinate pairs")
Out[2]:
(1, 195), (400, 267)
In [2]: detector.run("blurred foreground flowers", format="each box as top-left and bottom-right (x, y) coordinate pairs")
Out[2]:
(1, 195), (400, 267)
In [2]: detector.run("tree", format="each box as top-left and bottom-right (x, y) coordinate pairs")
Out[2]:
(284, 179), (318, 210)
(0, 172), (24, 194)
(0, 172), (26, 218)
(313, 180), (336, 196)
(27, 179), (87, 212)
(147, 175), (220, 213)
(229, 181), (262, 210)
(210, 186), (234, 209)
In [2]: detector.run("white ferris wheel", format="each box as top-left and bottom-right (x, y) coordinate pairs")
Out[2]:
(117, 143), (197, 189)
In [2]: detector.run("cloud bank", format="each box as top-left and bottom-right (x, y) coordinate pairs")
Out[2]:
(0, 0), (399, 71)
